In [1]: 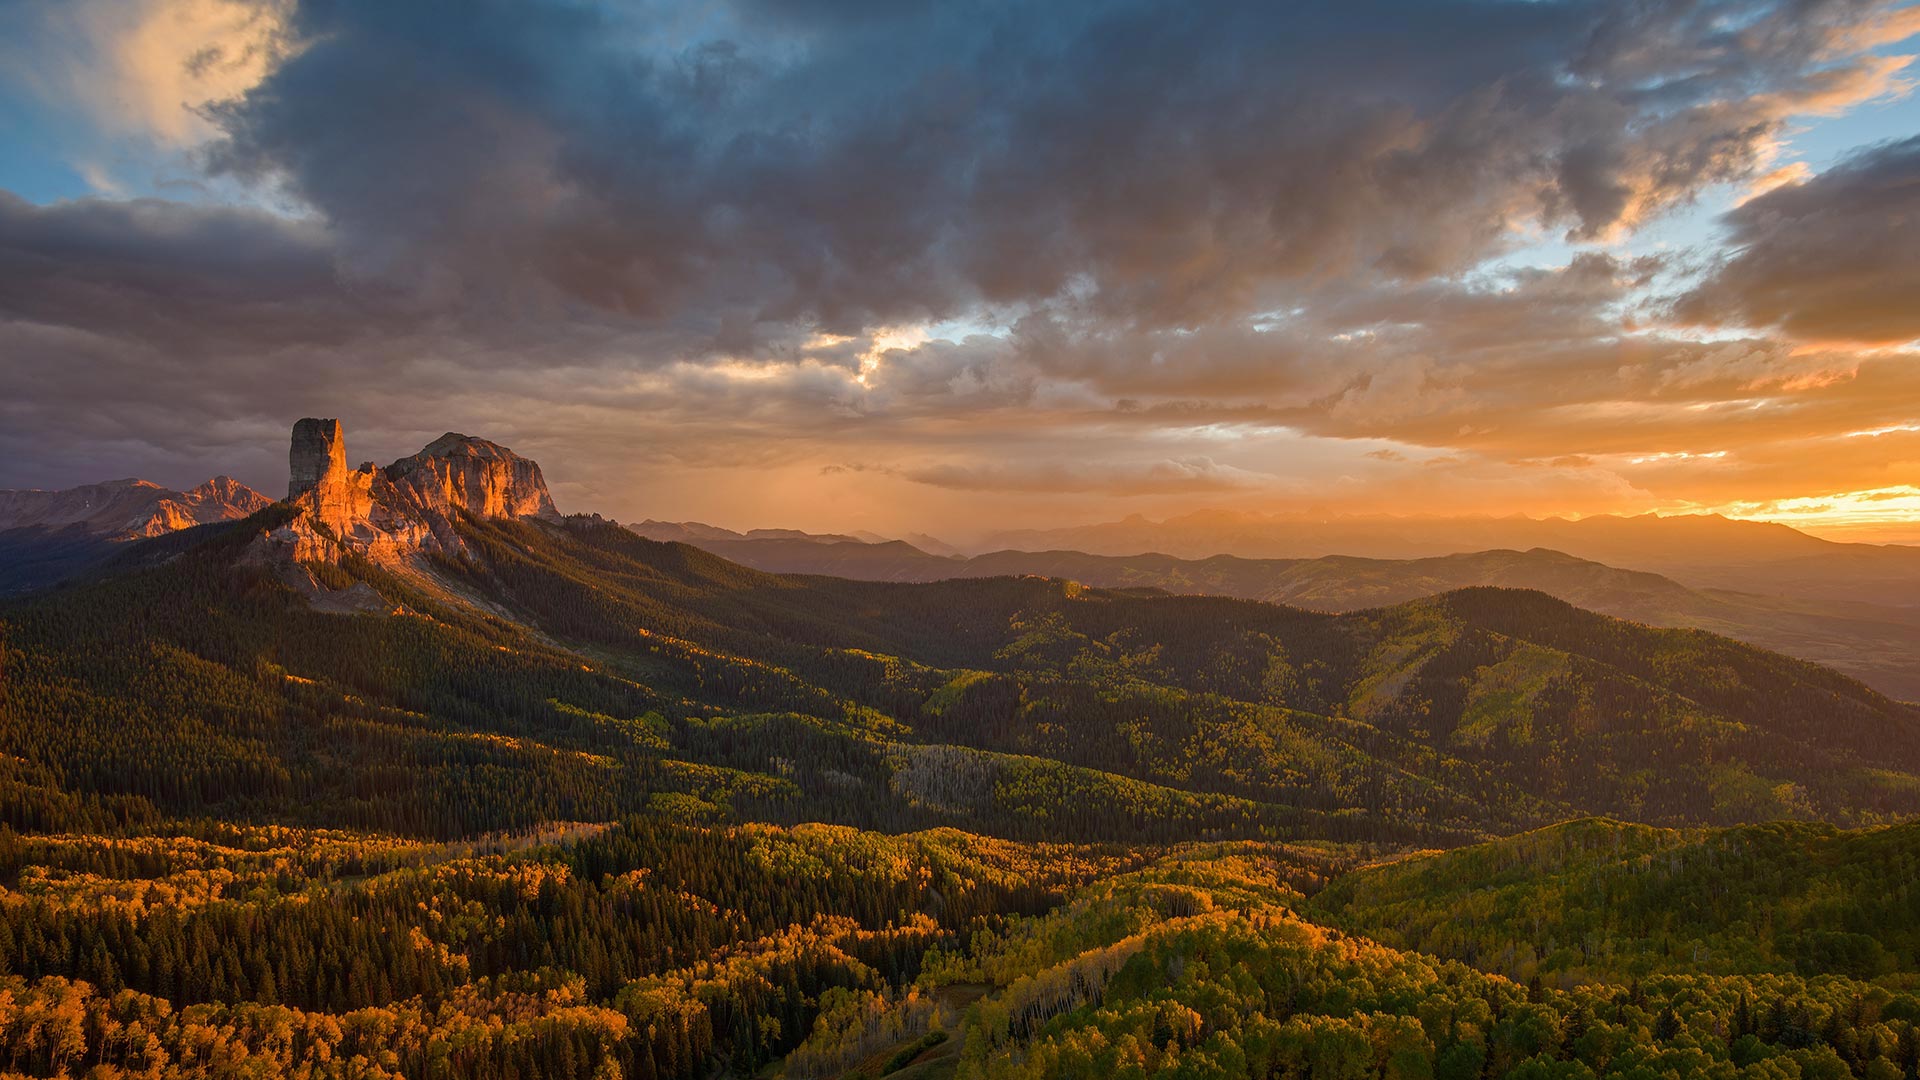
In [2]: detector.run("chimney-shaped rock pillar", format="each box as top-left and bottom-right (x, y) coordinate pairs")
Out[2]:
(288, 418), (347, 500)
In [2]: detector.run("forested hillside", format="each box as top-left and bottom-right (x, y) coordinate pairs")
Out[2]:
(1312, 817), (1920, 985)
(6, 512), (1919, 844)
(0, 817), (1157, 1077)
(782, 844), (1920, 1080)
(654, 536), (1920, 701)
(10, 815), (1920, 1079)
(4, 510), (1920, 1077)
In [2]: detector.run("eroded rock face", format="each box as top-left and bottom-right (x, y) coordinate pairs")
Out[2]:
(269, 419), (561, 563)
(387, 433), (560, 523)
(288, 418), (347, 500)
(190, 477), (275, 515)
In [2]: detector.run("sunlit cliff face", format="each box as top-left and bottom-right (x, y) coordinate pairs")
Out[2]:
(1, 0), (1918, 541)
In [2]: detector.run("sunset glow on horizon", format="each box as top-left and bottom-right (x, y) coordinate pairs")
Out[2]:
(2, 0), (1918, 544)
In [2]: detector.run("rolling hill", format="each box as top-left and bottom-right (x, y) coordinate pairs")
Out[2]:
(623, 532), (1920, 700)
(1312, 816), (1920, 986)
(980, 509), (1920, 609)
(8, 502), (1919, 846)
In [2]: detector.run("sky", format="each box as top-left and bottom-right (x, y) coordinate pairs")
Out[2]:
(2, 0), (1919, 543)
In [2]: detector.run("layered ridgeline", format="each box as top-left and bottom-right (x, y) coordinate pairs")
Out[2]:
(5, 420), (1920, 1077)
(626, 530), (1920, 702)
(978, 508), (1920, 610)
(0, 476), (269, 539)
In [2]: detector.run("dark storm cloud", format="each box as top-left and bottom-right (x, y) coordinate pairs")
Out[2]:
(0, 191), (391, 350)
(1677, 135), (1920, 344)
(202, 0), (1912, 334)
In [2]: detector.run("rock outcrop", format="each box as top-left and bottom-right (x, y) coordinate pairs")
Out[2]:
(268, 419), (561, 562)
(287, 418), (348, 500)
(387, 433), (560, 523)
(284, 417), (378, 544)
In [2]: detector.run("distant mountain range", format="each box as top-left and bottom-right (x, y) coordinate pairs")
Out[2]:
(978, 508), (1920, 609)
(0, 475), (271, 594)
(10, 430), (1920, 840)
(0, 475), (271, 537)
(981, 507), (1840, 563)
(11, 459), (1920, 701)
(617, 527), (1920, 700)
(628, 519), (886, 546)
(634, 507), (1920, 609)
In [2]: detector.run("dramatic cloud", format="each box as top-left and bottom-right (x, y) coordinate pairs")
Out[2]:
(183, 0), (1920, 334)
(2, 0), (289, 146)
(1678, 135), (1920, 344)
(2, 0), (1918, 536)
(0, 191), (373, 349)
(905, 457), (1270, 496)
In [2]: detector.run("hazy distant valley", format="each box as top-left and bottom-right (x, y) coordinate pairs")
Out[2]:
(628, 518), (1920, 701)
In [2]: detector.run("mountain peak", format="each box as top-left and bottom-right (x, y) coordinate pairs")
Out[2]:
(189, 475), (270, 506)
(412, 432), (525, 461)
(269, 418), (560, 563)
(0, 475), (268, 540)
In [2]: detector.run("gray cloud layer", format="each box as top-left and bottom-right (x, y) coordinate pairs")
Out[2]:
(201, 0), (1904, 335)
(2, 0), (1916, 519)
(1679, 134), (1920, 344)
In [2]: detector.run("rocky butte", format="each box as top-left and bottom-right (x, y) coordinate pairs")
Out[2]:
(269, 418), (560, 562)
